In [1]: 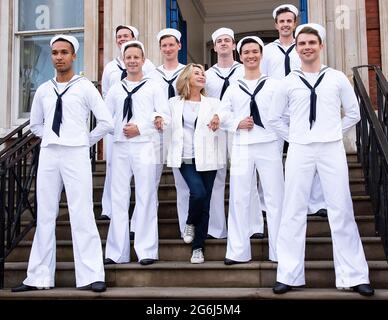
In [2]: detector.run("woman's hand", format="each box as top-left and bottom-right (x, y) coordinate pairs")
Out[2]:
(208, 115), (220, 131)
(154, 116), (164, 131)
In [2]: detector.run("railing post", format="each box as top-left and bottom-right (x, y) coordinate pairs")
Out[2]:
(0, 162), (6, 289)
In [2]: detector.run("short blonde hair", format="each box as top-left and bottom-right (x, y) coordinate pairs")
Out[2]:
(176, 63), (206, 100)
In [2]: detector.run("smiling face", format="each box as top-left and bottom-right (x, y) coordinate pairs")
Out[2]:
(275, 11), (297, 38)
(51, 40), (76, 73)
(160, 36), (181, 62)
(296, 32), (323, 64)
(123, 46), (145, 76)
(116, 28), (134, 50)
(214, 35), (235, 58)
(240, 42), (262, 70)
(189, 66), (206, 90)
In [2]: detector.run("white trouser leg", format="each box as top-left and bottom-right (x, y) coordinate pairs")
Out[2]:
(276, 143), (316, 286)
(252, 142), (284, 262)
(24, 146), (63, 288)
(173, 167), (190, 237)
(105, 142), (133, 263)
(208, 166), (227, 238)
(60, 146), (105, 287)
(249, 172), (264, 235)
(316, 141), (369, 287)
(226, 144), (255, 262)
(131, 142), (159, 260)
(308, 172), (326, 213)
(101, 133), (113, 217)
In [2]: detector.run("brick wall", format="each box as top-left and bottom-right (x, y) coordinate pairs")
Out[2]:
(365, 0), (381, 107)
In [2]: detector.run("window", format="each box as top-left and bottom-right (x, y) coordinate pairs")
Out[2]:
(15, 0), (85, 119)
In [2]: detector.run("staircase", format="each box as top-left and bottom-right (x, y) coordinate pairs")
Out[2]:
(1, 152), (388, 300)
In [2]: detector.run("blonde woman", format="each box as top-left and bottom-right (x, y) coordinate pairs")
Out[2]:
(167, 63), (226, 263)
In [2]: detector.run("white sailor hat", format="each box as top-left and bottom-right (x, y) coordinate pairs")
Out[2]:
(272, 4), (299, 19)
(50, 34), (79, 53)
(157, 28), (182, 42)
(211, 27), (234, 43)
(295, 23), (326, 41)
(121, 40), (145, 57)
(236, 36), (264, 54)
(115, 25), (139, 39)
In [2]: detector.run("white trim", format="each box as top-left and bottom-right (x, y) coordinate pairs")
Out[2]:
(7, 0), (99, 132)
(0, 1), (13, 137)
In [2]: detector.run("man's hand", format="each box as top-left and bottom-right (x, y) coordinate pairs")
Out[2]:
(154, 116), (164, 131)
(238, 116), (254, 130)
(208, 114), (220, 131)
(123, 123), (140, 138)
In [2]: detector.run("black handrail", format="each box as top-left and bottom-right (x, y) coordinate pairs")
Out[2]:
(0, 121), (40, 289)
(352, 65), (388, 262)
(0, 112), (98, 288)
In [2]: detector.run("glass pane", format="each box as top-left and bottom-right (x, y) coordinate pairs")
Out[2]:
(18, 0), (84, 31)
(19, 33), (84, 118)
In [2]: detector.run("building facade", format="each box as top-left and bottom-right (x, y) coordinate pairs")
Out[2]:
(0, 0), (385, 139)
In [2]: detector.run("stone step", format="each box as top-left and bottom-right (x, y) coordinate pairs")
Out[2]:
(1, 287), (388, 300)
(21, 215), (377, 241)
(92, 152), (360, 172)
(90, 162), (365, 186)
(3, 260), (388, 289)
(57, 195), (373, 218)
(6, 237), (385, 262)
(55, 178), (367, 202)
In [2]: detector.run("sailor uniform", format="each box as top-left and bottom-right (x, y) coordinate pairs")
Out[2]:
(26, 75), (113, 288)
(206, 62), (265, 238)
(260, 39), (326, 214)
(220, 76), (285, 262)
(104, 78), (169, 262)
(268, 66), (370, 287)
(100, 56), (155, 218)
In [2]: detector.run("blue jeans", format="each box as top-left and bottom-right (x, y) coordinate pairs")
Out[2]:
(179, 159), (217, 251)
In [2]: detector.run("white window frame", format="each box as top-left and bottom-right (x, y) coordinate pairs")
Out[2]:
(11, 0), (98, 127)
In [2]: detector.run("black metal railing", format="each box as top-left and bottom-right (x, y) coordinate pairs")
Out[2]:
(353, 65), (388, 262)
(0, 121), (40, 288)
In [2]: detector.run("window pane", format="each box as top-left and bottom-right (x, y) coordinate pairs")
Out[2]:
(18, 0), (84, 31)
(19, 34), (84, 117)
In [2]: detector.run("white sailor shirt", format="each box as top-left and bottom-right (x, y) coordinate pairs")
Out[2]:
(106, 77), (170, 143)
(219, 75), (280, 145)
(260, 39), (301, 79)
(30, 75), (113, 147)
(267, 66), (361, 144)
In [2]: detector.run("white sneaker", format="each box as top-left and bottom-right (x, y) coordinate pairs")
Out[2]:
(183, 224), (195, 244)
(190, 248), (204, 264)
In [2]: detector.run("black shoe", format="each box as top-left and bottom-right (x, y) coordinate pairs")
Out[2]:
(308, 209), (328, 217)
(139, 259), (156, 265)
(207, 234), (216, 239)
(79, 281), (106, 292)
(224, 258), (247, 265)
(250, 233), (264, 239)
(98, 214), (110, 221)
(130, 231), (135, 240)
(273, 282), (292, 294)
(104, 258), (117, 265)
(352, 284), (374, 296)
(11, 284), (48, 292)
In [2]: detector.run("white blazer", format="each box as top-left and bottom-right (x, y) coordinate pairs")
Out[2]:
(167, 95), (227, 171)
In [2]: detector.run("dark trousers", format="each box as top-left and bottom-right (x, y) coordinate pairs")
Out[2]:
(179, 160), (217, 251)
